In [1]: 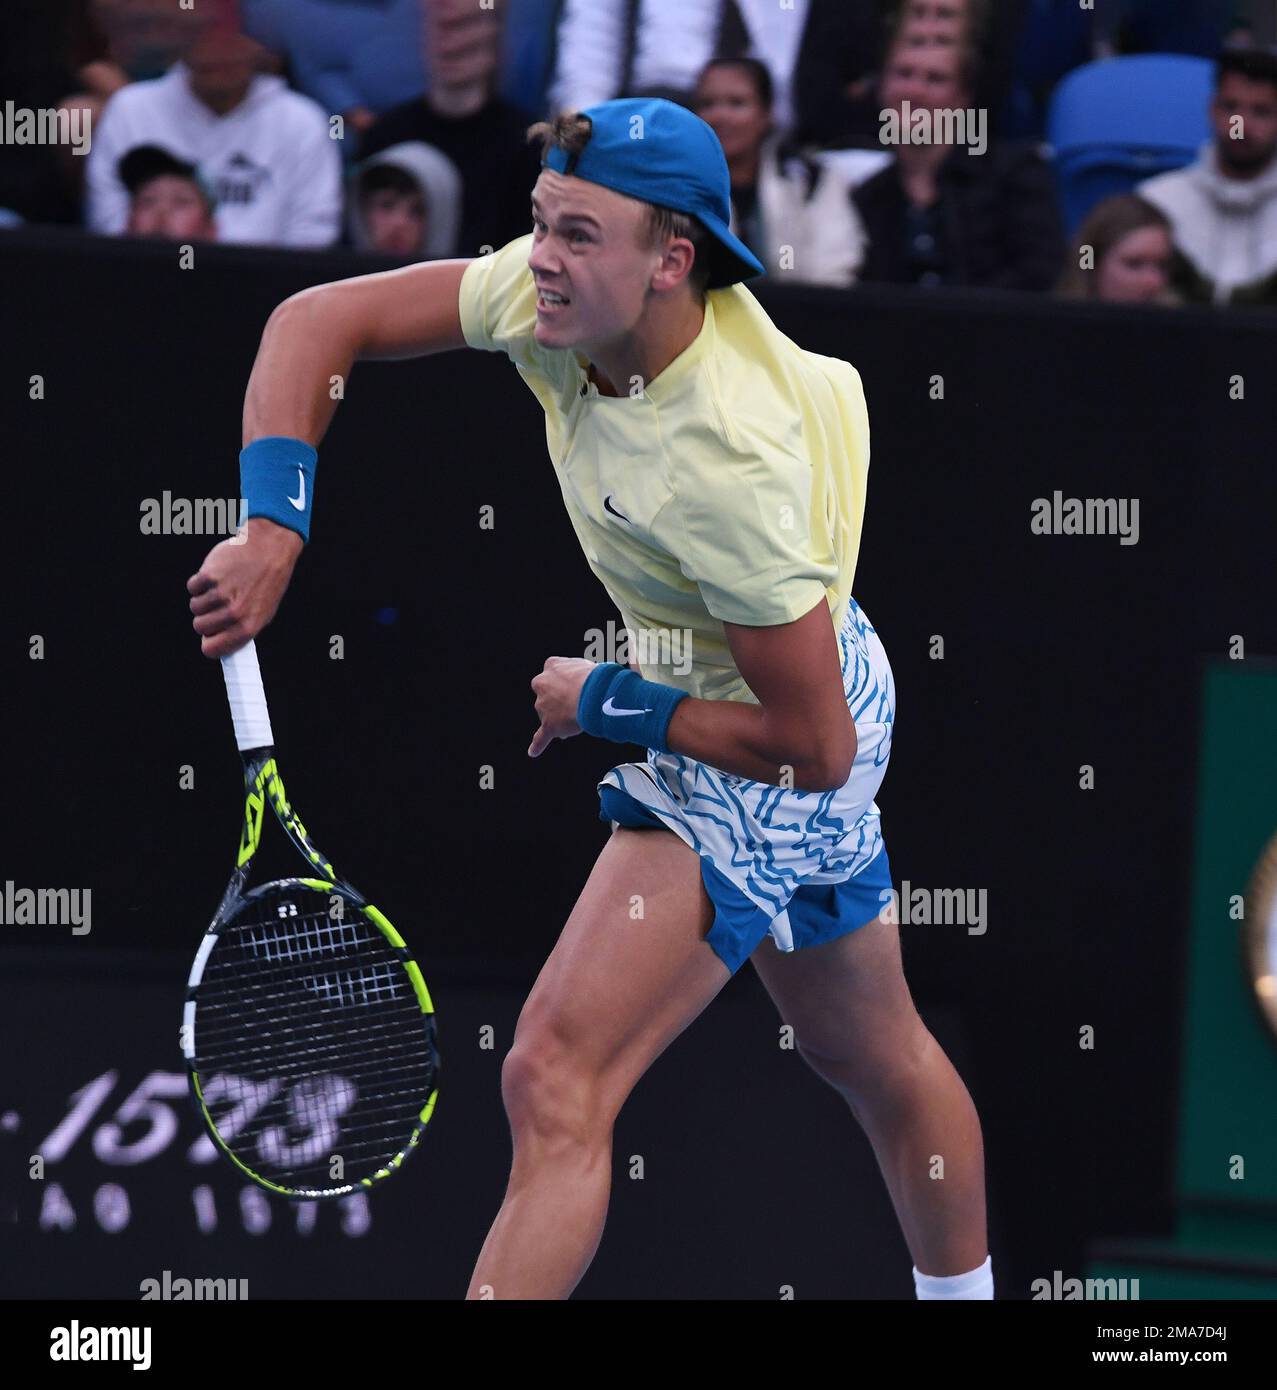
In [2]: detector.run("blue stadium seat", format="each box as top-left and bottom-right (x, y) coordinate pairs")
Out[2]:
(1047, 55), (1214, 234)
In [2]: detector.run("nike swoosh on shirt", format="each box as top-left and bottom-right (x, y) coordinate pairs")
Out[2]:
(288, 468), (306, 511)
(603, 494), (630, 523)
(602, 697), (651, 717)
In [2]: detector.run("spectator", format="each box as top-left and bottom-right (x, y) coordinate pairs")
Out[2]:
(852, 30), (1063, 290)
(240, 0), (426, 139)
(56, 1), (228, 208)
(86, 23), (342, 248)
(1055, 195), (1178, 305)
(119, 143), (217, 241)
(1137, 44), (1277, 307)
(548, 0), (880, 140)
(347, 141), (462, 258)
(806, 0), (1044, 149)
(693, 57), (864, 286)
(890, 0), (1033, 146)
(360, 0), (539, 256)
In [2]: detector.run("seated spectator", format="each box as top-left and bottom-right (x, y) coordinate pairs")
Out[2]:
(361, 0), (539, 256)
(1055, 195), (1178, 305)
(805, 0), (1038, 149)
(693, 57), (864, 286)
(549, 0), (880, 141)
(347, 141), (462, 259)
(240, 0), (427, 140)
(852, 28), (1063, 290)
(1137, 44), (1277, 307)
(86, 21), (342, 248)
(119, 143), (218, 241)
(55, 1), (236, 212)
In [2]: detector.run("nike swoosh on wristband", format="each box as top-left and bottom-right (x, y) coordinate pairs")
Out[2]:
(288, 468), (306, 511)
(602, 697), (651, 716)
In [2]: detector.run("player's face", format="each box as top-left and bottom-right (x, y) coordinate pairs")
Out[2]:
(127, 176), (216, 240)
(1211, 73), (1277, 174)
(1096, 225), (1172, 304)
(527, 169), (664, 352)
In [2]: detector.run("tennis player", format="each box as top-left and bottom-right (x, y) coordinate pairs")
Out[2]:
(188, 98), (990, 1301)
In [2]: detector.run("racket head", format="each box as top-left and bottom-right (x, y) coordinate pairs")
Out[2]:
(184, 877), (440, 1199)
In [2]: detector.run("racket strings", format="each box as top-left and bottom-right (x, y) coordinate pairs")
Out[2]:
(192, 888), (437, 1192)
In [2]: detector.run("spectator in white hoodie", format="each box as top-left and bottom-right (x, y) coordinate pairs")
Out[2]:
(347, 141), (463, 259)
(693, 56), (865, 286)
(1138, 43), (1277, 306)
(87, 22), (342, 248)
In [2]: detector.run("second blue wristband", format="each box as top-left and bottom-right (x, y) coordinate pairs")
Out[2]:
(576, 663), (689, 753)
(240, 435), (318, 543)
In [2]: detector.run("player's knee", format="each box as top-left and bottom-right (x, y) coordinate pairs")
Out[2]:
(796, 1011), (931, 1104)
(500, 1031), (603, 1147)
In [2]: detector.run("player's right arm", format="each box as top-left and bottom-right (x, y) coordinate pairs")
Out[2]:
(242, 257), (473, 442)
(189, 258), (473, 658)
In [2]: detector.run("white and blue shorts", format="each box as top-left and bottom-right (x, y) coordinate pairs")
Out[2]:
(596, 597), (896, 975)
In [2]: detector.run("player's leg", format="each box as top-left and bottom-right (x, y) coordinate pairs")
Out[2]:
(749, 910), (988, 1279)
(466, 825), (730, 1299)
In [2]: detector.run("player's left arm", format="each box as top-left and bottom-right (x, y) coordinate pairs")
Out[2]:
(529, 598), (855, 793)
(665, 598), (856, 792)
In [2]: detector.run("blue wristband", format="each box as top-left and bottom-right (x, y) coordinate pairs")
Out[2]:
(240, 435), (318, 543)
(576, 663), (690, 753)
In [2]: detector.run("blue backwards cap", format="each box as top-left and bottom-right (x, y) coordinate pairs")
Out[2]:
(543, 97), (766, 289)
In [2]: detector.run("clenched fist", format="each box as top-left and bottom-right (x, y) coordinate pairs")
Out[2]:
(187, 518), (303, 659)
(528, 656), (596, 757)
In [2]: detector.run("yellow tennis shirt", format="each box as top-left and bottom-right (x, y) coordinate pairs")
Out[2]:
(458, 233), (871, 704)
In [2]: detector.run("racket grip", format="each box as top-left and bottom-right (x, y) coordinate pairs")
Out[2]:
(221, 640), (275, 751)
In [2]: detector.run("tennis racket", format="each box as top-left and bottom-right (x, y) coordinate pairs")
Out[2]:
(183, 639), (440, 1199)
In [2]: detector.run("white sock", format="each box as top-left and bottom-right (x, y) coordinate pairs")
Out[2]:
(913, 1254), (993, 1300)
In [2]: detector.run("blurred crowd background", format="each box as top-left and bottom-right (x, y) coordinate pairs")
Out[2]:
(4, 0), (1277, 307)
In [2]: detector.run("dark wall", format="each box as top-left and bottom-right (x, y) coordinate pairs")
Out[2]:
(3, 228), (1275, 1297)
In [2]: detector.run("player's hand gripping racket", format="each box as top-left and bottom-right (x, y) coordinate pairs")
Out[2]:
(183, 640), (440, 1199)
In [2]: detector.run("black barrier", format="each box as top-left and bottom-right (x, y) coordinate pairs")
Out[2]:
(3, 228), (1275, 1297)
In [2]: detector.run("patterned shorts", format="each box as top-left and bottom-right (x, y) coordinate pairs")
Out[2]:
(596, 597), (896, 975)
